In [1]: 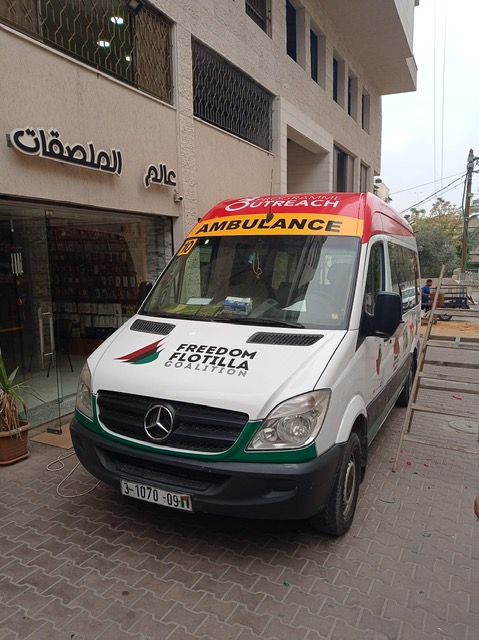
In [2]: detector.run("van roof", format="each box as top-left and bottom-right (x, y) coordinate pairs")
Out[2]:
(192, 192), (414, 242)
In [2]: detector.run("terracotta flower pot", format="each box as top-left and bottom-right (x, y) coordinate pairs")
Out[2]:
(0, 421), (32, 465)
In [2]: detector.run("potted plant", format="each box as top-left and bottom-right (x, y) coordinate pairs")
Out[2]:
(0, 356), (38, 465)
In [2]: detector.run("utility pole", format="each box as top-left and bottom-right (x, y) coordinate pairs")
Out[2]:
(461, 149), (475, 273)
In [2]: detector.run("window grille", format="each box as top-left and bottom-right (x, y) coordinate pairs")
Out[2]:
(245, 0), (270, 34)
(0, 0), (173, 104)
(192, 39), (272, 151)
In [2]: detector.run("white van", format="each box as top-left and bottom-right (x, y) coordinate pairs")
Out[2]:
(71, 193), (421, 535)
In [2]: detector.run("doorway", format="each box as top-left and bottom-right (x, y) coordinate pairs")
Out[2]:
(0, 202), (172, 430)
(0, 207), (81, 429)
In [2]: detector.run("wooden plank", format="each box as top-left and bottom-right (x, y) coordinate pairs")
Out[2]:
(423, 359), (478, 369)
(418, 383), (478, 394)
(426, 340), (479, 351)
(410, 403), (477, 419)
(427, 335), (479, 345)
(418, 371), (479, 385)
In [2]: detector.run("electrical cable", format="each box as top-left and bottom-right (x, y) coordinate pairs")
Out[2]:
(389, 171), (465, 196)
(399, 173), (467, 213)
(440, 2), (447, 188)
(46, 449), (100, 498)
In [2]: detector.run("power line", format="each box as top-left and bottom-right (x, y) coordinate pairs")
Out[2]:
(389, 171), (465, 196)
(399, 173), (467, 213)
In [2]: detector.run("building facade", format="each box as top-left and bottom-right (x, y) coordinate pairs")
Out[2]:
(0, 0), (417, 427)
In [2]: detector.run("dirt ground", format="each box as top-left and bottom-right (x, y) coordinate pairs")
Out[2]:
(420, 316), (479, 338)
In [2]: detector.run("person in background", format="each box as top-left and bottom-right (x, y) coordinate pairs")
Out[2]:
(474, 495), (479, 520)
(421, 278), (433, 310)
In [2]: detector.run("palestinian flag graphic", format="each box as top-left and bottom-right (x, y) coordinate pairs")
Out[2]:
(116, 339), (165, 365)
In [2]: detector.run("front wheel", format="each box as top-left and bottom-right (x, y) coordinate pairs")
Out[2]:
(310, 432), (361, 536)
(438, 313), (452, 321)
(396, 358), (416, 407)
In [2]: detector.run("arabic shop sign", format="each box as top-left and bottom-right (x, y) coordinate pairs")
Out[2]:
(144, 163), (176, 188)
(7, 127), (123, 175)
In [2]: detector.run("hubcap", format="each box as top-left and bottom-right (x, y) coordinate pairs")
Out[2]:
(342, 455), (357, 518)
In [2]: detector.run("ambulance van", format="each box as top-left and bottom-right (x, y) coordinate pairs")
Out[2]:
(71, 192), (421, 535)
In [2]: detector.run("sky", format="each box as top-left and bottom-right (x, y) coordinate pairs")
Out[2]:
(380, 0), (479, 215)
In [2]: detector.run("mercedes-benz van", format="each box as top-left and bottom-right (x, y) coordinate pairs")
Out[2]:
(71, 192), (420, 535)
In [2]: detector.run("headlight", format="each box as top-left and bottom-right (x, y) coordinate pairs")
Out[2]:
(75, 362), (93, 420)
(247, 389), (330, 450)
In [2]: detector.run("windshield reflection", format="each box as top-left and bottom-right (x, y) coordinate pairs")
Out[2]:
(141, 234), (360, 329)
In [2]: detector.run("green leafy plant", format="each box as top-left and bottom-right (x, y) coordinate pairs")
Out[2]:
(0, 357), (40, 432)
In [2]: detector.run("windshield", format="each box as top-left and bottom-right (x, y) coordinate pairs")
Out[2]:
(141, 234), (360, 329)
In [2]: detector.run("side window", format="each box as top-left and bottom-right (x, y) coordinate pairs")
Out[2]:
(389, 242), (419, 314)
(364, 242), (384, 315)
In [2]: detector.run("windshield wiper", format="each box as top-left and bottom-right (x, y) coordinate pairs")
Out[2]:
(141, 311), (219, 322)
(217, 316), (305, 328)
(141, 311), (304, 328)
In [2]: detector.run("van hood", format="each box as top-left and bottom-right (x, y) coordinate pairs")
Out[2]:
(89, 317), (346, 419)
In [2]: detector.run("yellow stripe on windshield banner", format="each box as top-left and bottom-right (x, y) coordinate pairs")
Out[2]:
(188, 214), (363, 238)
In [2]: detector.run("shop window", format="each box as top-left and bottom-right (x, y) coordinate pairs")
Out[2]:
(245, 0), (270, 35)
(192, 38), (273, 151)
(49, 215), (172, 350)
(0, 0), (173, 104)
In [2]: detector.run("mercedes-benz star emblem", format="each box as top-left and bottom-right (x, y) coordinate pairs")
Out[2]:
(143, 404), (174, 442)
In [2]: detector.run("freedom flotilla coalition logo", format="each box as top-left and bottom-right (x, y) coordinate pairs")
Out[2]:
(116, 339), (165, 365)
(116, 339), (257, 377)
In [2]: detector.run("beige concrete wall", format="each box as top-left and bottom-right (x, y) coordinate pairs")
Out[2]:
(194, 121), (274, 217)
(0, 27), (180, 219)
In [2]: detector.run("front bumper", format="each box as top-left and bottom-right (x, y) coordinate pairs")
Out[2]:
(70, 418), (344, 521)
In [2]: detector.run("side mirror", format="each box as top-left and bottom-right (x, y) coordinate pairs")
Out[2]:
(137, 281), (153, 309)
(373, 291), (402, 338)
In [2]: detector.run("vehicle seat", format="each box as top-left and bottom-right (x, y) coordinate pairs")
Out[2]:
(327, 263), (351, 289)
(227, 267), (269, 299)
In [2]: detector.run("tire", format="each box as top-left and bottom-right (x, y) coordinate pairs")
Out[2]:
(438, 314), (452, 321)
(396, 359), (415, 407)
(311, 432), (361, 536)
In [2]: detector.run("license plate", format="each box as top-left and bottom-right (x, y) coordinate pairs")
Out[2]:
(120, 479), (193, 511)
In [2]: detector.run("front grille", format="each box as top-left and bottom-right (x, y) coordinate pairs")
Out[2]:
(97, 390), (248, 453)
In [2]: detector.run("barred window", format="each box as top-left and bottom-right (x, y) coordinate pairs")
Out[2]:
(245, 0), (270, 35)
(0, 0), (172, 104)
(192, 39), (272, 151)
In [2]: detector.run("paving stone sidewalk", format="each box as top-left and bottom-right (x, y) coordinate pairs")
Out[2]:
(1, 399), (479, 640)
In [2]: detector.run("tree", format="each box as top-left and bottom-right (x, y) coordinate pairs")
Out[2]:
(404, 198), (462, 277)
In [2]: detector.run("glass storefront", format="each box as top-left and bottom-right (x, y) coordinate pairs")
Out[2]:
(0, 201), (172, 429)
